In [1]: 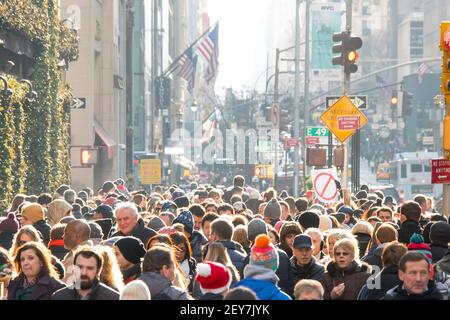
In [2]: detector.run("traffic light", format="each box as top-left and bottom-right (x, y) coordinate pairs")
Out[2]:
(332, 31), (363, 75)
(441, 22), (450, 105)
(390, 91), (399, 108)
(80, 148), (98, 166)
(401, 91), (414, 117)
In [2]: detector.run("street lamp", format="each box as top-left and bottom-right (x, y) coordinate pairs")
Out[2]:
(20, 79), (38, 104)
(190, 99), (198, 113)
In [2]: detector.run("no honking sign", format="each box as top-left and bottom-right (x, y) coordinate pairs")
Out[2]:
(311, 168), (338, 204)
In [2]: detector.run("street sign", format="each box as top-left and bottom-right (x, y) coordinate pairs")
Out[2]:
(155, 76), (171, 110)
(320, 96), (368, 143)
(74, 98), (86, 109)
(284, 138), (299, 149)
(432, 159), (450, 184)
(140, 159), (161, 185)
(326, 95), (368, 110)
(338, 116), (360, 130)
(305, 126), (329, 146)
(311, 168), (339, 204)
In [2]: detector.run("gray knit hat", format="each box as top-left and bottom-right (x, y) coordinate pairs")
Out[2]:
(147, 216), (166, 232)
(247, 218), (268, 242)
(263, 198), (281, 221)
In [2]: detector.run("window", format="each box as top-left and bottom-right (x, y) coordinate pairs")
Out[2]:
(401, 164), (407, 178)
(424, 165), (431, 172)
(411, 164), (423, 173)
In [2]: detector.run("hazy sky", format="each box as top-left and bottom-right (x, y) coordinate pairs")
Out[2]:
(208, 0), (274, 94)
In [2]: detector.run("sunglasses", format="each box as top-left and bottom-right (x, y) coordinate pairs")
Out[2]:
(18, 240), (28, 246)
(335, 252), (350, 257)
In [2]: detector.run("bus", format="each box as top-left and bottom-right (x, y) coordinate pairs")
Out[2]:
(388, 152), (442, 201)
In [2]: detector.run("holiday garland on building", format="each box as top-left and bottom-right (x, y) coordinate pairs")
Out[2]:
(0, 0), (78, 211)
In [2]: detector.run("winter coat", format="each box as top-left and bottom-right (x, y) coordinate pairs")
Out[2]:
(398, 220), (422, 244)
(190, 230), (208, 263)
(242, 247), (293, 295)
(319, 261), (371, 300)
(362, 243), (388, 271)
(199, 292), (224, 300)
(431, 244), (448, 264)
(49, 239), (69, 261)
(216, 240), (247, 277)
(290, 256), (325, 284)
(8, 273), (66, 300)
(111, 218), (157, 247)
(234, 264), (291, 300)
(354, 233), (372, 258)
(34, 220), (51, 246)
(52, 281), (119, 300)
(121, 263), (142, 284)
(95, 218), (114, 239)
(277, 242), (293, 259)
(138, 271), (192, 300)
(359, 265), (402, 300)
(0, 230), (15, 251)
(383, 281), (443, 300)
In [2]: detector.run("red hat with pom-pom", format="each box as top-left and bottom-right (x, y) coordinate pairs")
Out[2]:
(195, 262), (232, 294)
(250, 234), (279, 271)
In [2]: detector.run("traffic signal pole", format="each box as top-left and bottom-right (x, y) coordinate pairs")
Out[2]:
(444, 104), (450, 218)
(342, 0), (352, 202)
(293, 0), (302, 197)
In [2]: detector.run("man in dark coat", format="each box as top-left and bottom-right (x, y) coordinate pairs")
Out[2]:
(290, 235), (325, 285)
(110, 203), (156, 246)
(93, 204), (115, 239)
(383, 252), (443, 300)
(398, 201), (423, 244)
(52, 247), (119, 300)
(429, 221), (450, 263)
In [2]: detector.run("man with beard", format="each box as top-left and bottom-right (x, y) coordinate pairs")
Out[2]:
(52, 247), (119, 300)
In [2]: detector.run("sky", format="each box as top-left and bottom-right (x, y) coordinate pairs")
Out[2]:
(207, 0), (275, 94)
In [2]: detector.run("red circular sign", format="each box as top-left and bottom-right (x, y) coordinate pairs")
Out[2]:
(313, 172), (338, 202)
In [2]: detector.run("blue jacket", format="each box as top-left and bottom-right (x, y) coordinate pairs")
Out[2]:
(234, 265), (291, 300)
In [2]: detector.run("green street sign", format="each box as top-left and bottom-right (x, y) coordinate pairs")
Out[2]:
(305, 127), (330, 137)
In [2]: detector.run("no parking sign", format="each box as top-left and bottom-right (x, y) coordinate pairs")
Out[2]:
(311, 168), (339, 204)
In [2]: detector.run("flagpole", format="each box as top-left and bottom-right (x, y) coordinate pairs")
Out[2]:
(162, 21), (219, 78)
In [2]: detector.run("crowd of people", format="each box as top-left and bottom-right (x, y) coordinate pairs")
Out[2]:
(0, 176), (449, 300)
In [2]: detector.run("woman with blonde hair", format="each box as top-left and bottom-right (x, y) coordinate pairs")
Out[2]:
(320, 229), (353, 266)
(232, 225), (251, 255)
(47, 199), (73, 227)
(204, 242), (240, 284)
(98, 245), (124, 292)
(8, 242), (66, 300)
(319, 238), (370, 300)
(119, 279), (151, 300)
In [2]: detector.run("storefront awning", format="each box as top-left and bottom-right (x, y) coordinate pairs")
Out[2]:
(94, 120), (117, 159)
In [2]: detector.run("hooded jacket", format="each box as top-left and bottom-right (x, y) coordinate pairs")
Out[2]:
(383, 281), (443, 300)
(234, 264), (291, 300)
(319, 261), (371, 300)
(138, 271), (192, 300)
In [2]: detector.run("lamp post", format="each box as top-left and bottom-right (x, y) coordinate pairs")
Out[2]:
(19, 80), (38, 105)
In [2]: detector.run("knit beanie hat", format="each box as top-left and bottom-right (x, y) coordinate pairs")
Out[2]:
(422, 222), (434, 244)
(0, 213), (19, 233)
(115, 236), (146, 264)
(196, 262), (232, 294)
(296, 211), (320, 230)
(429, 221), (450, 245)
(407, 233), (433, 264)
(147, 216), (166, 232)
(22, 203), (45, 223)
(172, 188), (185, 200)
(247, 218), (268, 242)
(173, 210), (194, 235)
(264, 198), (281, 221)
(250, 234), (279, 271)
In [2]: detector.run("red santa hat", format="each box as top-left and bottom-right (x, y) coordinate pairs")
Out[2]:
(195, 262), (232, 295)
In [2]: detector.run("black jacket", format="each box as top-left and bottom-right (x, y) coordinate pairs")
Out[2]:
(0, 230), (15, 251)
(365, 265), (402, 300)
(362, 245), (384, 270)
(383, 281), (443, 300)
(122, 263), (142, 284)
(398, 220), (422, 244)
(431, 244), (448, 264)
(290, 256), (325, 284)
(277, 243), (293, 259)
(190, 230), (208, 263)
(51, 281), (120, 300)
(50, 244), (69, 261)
(95, 218), (114, 239)
(34, 220), (51, 246)
(111, 218), (157, 246)
(354, 233), (372, 259)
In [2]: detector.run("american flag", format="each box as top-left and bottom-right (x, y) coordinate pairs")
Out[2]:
(177, 47), (198, 93)
(418, 63), (430, 84)
(197, 24), (219, 83)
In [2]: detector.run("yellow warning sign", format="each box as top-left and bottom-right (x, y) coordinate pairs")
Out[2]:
(320, 96), (368, 143)
(140, 159), (161, 185)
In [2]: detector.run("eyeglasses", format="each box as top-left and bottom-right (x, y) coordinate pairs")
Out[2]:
(18, 240), (28, 246)
(335, 252), (350, 257)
